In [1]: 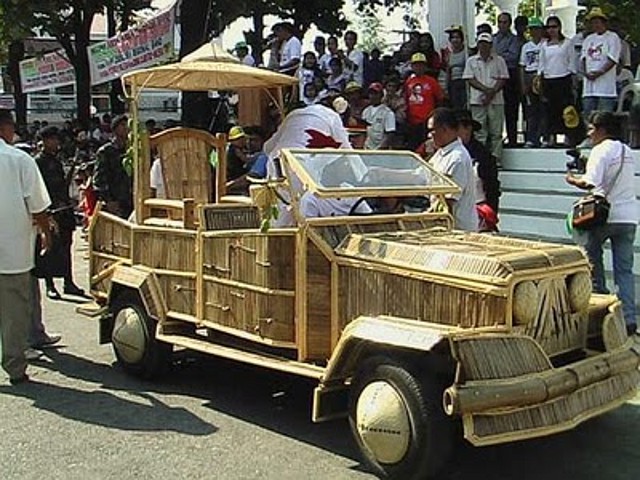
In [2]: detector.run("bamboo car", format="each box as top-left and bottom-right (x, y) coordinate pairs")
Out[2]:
(85, 139), (640, 478)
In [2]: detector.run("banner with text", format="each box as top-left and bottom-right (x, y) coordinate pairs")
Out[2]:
(19, 50), (75, 93)
(88, 8), (175, 85)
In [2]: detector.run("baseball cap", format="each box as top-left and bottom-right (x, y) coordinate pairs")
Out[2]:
(368, 82), (384, 93)
(410, 52), (427, 63)
(235, 41), (248, 51)
(228, 125), (245, 141)
(528, 17), (544, 29)
(477, 32), (493, 44)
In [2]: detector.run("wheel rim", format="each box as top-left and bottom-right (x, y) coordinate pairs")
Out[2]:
(355, 380), (411, 464)
(112, 307), (147, 364)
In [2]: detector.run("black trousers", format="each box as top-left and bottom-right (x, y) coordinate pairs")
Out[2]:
(503, 69), (520, 145)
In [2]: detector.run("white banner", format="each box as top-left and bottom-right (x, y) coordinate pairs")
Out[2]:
(88, 8), (176, 85)
(19, 50), (75, 93)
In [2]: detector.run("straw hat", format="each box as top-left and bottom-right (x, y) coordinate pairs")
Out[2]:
(228, 125), (245, 140)
(563, 106), (580, 129)
(585, 7), (608, 21)
(344, 81), (363, 94)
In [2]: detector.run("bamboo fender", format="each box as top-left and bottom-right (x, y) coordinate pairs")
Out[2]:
(443, 347), (640, 416)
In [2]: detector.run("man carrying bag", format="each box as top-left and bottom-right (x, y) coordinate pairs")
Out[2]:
(566, 111), (638, 336)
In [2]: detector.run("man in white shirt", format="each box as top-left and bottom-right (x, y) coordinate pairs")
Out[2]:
(0, 110), (52, 385)
(428, 108), (478, 231)
(343, 30), (364, 86)
(581, 8), (621, 117)
(463, 32), (510, 162)
(274, 22), (301, 76)
(362, 83), (396, 150)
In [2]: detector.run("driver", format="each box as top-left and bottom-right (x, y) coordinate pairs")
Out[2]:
(299, 157), (372, 218)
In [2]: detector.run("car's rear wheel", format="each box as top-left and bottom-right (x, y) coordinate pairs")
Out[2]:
(111, 293), (172, 379)
(349, 360), (453, 480)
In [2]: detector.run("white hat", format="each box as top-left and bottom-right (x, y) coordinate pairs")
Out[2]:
(477, 32), (493, 44)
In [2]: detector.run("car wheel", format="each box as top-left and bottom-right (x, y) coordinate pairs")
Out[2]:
(111, 293), (172, 379)
(349, 361), (453, 480)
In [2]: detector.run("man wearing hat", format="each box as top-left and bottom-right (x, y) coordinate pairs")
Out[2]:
(226, 126), (249, 188)
(404, 52), (445, 151)
(234, 41), (255, 67)
(463, 32), (509, 162)
(93, 114), (132, 218)
(33, 125), (84, 300)
(519, 17), (546, 147)
(581, 7), (621, 118)
(362, 83), (396, 150)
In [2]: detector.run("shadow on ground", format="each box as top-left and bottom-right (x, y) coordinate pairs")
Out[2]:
(10, 348), (640, 479)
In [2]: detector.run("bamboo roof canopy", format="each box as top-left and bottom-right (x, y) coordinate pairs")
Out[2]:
(122, 39), (298, 91)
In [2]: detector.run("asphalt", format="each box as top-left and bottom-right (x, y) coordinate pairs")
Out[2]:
(0, 236), (639, 480)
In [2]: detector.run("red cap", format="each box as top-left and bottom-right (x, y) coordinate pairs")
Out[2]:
(368, 82), (384, 93)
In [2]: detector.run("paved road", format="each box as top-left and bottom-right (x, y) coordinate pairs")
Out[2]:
(1, 238), (639, 480)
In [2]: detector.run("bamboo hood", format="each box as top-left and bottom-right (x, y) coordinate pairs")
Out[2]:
(335, 230), (589, 285)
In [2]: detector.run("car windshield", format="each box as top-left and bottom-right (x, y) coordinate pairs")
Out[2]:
(282, 149), (459, 198)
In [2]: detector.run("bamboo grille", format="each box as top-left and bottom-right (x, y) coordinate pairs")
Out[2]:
(132, 229), (197, 272)
(469, 370), (640, 441)
(91, 213), (131, 258)
(519, 277), (588, 357)
(338, 266), (507, 332)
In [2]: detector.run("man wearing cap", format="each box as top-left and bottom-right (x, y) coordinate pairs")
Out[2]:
(0, 109), (52, 385)
(93, 114), (132, 218)
(519, 18), (546, 148)
(494, 12), (522, 147)
(404, 52), (445, 151)
(463, 33), (509, 162)
(273, 23), (301, 75)
(362, 83), (396, 150)
(34, 125), (84, 299)
(581, 7), (621, 117)
(235, 41), (255, 67)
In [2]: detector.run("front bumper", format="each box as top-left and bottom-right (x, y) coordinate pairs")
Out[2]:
(445, 301), (640, 446)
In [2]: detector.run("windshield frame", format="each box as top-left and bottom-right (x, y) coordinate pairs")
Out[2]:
(280, 148), (461, 199)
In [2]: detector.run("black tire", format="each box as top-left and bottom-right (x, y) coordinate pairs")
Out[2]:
(349, 359), (454, 480)
(110, 293), (172, 379)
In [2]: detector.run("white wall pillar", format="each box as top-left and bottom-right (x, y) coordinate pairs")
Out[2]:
(426, 0), (475, 51)
(545, 0), (583, 38)
(492, 0), (520, 17)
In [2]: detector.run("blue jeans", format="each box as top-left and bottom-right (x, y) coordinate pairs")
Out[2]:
(582, 96), (617, 120)
(573, 223), (637, 326)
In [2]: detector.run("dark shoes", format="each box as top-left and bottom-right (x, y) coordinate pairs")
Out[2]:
(63, 283), (85, 296)
(627, 324), (638, 337)
(32, 333), (62, 349)
(9, 374), (30, 386)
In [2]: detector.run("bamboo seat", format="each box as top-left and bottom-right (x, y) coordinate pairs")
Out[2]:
(143, 127), (226, 228)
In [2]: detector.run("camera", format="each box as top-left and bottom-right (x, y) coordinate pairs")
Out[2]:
(566, 148), (587, 173)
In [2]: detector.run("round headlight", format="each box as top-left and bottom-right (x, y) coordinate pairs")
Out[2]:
(567, 272), (592, 312)
(513, 281), (539, 325)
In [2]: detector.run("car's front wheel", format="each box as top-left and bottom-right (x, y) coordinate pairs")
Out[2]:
(349, 360), (453, 480)
(111, 293), (172, 379)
